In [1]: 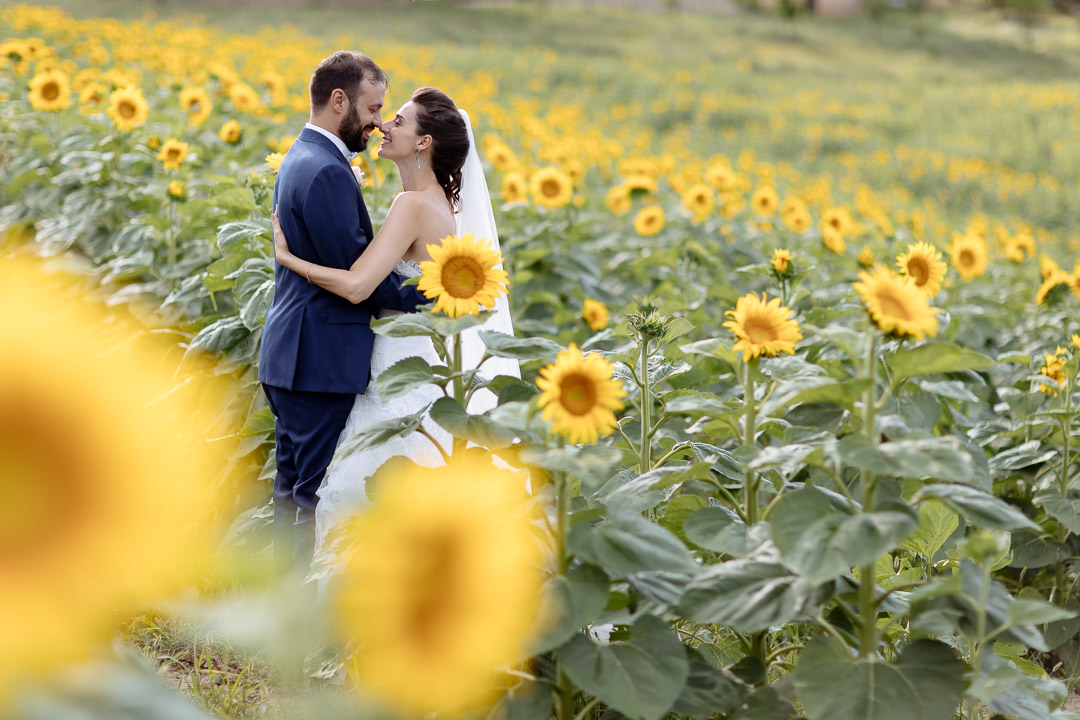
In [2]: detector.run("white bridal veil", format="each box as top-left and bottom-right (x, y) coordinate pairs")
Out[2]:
(455, 109), (521, 413)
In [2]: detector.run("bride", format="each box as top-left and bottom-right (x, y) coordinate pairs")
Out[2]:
(270, 86), (519, 558)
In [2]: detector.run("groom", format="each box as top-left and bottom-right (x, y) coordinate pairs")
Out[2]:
(259, 51), (426, 573)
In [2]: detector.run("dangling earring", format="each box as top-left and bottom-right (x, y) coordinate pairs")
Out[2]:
(415, 148), (421, 170)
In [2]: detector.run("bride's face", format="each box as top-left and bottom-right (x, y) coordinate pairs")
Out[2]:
(378, 101), (427, 163)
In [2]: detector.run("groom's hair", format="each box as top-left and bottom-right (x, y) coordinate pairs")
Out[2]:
(309, 51), (389, 111)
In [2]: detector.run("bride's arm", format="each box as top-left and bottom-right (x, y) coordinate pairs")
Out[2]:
(272, 195), (421, 305)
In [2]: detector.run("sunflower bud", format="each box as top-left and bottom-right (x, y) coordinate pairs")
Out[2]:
(627, 304), (673, 343)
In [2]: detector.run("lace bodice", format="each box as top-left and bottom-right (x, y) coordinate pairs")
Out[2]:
(395, 259), (422, 277)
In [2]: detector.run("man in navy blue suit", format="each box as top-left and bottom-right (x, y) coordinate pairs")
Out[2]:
(258, 51), (426, 573)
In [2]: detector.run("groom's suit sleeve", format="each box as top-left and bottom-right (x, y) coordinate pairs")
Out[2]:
(303, 164), (427, 313)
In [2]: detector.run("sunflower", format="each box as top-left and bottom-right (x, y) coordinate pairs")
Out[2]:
(336, 455), (545, 717)
(853, 266), (940, 340)
(896, 241), (947, 297)
(485, 141), (519, 173)
(501, 172), (527, 205)
(105, 86), (148, 132)
(682, 183), (714, 222)
(605, 184), (632, 215)
(822, 207), (853, 236)
(633, 205), (665, 236)
(949, 233), (988, 282)
(228, 81), (260, 113)
(0, 255), (232, 700)
(723, 293), (802, 361)
(27, 70), (70, 112)
(1035, 271), (1071, 306)
(277, 134), (296, 154)
(784, 207), (812, 233)
(536, 343), (626, 444)
(823, 227), (846, 254)
(179, 85), (211, 126)
(264, 152), (284, 174)
(705, 163), (739, 191)
(167, 180), (184, 199)
(582, 298), (609, 331)
(623, 174), (659, 195)
(157, 138), (188, 171)
(418, 234), (509, 318)
(1040, 254), (1061, 281)
(858, 246), (875, 267)
(77, 82), (107, 115)
(751, 186), (778, 216)
(1072, 333), (1080, 351)
(530, 166), (573, 209)
(1038, 352), (1066, 396)
(219, 119), (242, 144)
(771, 248), (792, 276)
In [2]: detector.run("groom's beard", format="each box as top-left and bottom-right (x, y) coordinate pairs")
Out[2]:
(340, 102), (372, 153)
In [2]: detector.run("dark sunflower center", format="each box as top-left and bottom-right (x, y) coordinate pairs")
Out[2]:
(167, 148), (181, 161)
(406, 529), (460, 651)
(560, 373), (597, 416)
(540, 179), (561, 198)
(959, 249), (974, 267)
(441, 257), (484, 299)
(878, 291), (912, 321)
(42, 82), (59, 101)
(119, 100), (136, 118)
(907, 259), (929, 284)
(744, 317), (779, 344)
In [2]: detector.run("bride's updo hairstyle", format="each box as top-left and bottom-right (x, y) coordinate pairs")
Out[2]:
(412, 87), (469, 211)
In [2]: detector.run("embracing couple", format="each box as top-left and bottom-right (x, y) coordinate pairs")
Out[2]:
(258, 51), (519, 574)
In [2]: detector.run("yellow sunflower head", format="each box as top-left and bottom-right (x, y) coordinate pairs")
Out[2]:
(822, 207), (852, 236)
(858, 246), (875, 267)
(228, 81), (260, 113)
(336, 454), (546, 717)
(949, 233), (988, 282)
(722, 293), (803, 362)
(220, 119), (242, 144)
(418, 234), (509, 318)
(896, 241), (947, 297)
(706, 163), (739, 191)
(823, 227), (847, 254)
(167, 180), (184, 199)
(530, 166), (573, 209)
(771, 248), (793, 276)
(633, 205), (665, 236)
(751, 186), (778, 216)
(582, 298), (610, 331)
(501, 172), (528, 205)
(605, 184), (632, 215)
(682, 183), (715, 222)
(783, 208), (812, 234)
(536, 343), (627, 444)
(179, 85), (211, 126)
(1038, 352), (1067, 395)
(157, 138), (189, 171)
(27, 70), (70, 112)
(105, 86), (148, 132)
(1035, 271), (1072, 307)
(264, 152), (284, 174)
(0, 255), (234, 699)
(853, 266), (940, 341)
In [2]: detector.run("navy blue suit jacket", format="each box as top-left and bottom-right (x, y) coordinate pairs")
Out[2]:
(258, 128), (426, 394)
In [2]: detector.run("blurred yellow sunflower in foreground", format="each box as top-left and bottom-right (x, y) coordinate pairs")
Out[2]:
(536, 343), (626, 444)
(27, 69), (70, 112)
(105, 86), (148, 132)
(501, 172), (527, 204)
(896, 241), (946, 297)
(0, 255), (233, 702)
(853, 266), (939, 340)
(530, 166), (573, 209)
(1038, 351), (1067, 396)
(1036, 271), (1072, 306)
(419, 234), (509, 318)
(220, 119), (242, 144)
(723, 293), (802, 361)
(949, 233), (988, 282)
(264, 152), (284, 173)
(336, 455), (546, 717)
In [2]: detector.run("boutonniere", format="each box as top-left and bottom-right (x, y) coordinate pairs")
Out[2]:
(352, 164), (366, 188)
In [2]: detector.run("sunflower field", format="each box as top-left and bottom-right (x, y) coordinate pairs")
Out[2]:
(3, 2), (1080, 718)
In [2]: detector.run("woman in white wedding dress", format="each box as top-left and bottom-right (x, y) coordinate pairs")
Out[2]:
(271, 86), (519, 560)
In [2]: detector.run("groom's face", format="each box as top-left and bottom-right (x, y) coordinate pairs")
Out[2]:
(340, 78), (386, 153)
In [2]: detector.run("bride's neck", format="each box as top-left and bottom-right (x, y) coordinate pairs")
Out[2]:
(397, 163), (438, 193)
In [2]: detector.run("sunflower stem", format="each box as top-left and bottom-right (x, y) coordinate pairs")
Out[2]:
(742, 357), (759, 525)
(450, 333), (466, 454)
(638, 335), (653, 474)
(858, 333), (879, 659)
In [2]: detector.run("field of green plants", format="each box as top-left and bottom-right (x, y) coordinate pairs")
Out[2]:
(2, 1), (1080, 718)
